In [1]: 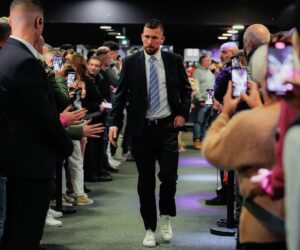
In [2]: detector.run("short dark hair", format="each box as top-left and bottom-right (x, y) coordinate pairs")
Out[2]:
(10, 0), (43, 14)
(103, 41), (119, 51)
(60, 43), (74, 51)
(87, 49), (97, 61)
(144, 19), (164, 34)
(199, 55), (208, 64)
(87, 55), (101, 64)
(0, 17), (11, 42)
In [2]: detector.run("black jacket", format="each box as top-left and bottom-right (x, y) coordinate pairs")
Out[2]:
(110, 50), (192, 137)
(0, 38), (73, 178)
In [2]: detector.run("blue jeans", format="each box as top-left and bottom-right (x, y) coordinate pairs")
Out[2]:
(193, 105), (209, 141)
(0, 176), (6, 237)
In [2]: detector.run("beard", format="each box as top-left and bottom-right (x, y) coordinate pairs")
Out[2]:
(144, 46), (158, 55)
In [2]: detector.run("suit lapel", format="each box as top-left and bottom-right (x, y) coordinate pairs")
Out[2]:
(137, 52), (148, 99)
(161, 51), (170, 92)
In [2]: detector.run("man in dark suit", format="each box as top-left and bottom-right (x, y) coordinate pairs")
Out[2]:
(109, 19), (191, 247)
(0, 1), (73, 249)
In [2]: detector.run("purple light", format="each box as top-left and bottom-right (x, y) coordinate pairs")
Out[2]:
(176, 193), (225, 212)
(179, 156), (213, 168)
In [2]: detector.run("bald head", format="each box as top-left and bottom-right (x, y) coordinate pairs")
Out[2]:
(9, 0), (44, 45)
(243, 24), (270, 56)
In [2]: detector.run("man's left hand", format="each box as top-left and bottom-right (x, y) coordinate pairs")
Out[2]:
(173, 116), (185, 128)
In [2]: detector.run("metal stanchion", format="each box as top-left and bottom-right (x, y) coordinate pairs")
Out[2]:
(210, 170), (236, 236)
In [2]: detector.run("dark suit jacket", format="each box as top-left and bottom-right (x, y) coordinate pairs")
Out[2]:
(0, 38), (73, 179)
(110, 50), (192, 137)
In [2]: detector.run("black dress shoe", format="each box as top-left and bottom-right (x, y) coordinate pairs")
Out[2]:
(106, 164), (119, 173)
(205, 195), (227, 206)
(84, 185), (91, 193)
(98, 174), (113, 182)
(85, 176), (102, 182)
(216, 218), (239, 227)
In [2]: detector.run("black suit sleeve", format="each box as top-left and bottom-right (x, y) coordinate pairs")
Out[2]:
(16, 58), (73, 159)
(176, 55), (192, 121)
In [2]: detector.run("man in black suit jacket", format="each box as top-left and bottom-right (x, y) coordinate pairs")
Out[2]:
(0, 1), (73, 249)
(109, 19), (191, 247)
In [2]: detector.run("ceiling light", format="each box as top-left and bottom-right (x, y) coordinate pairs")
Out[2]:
(106, 29), (114, 32)
(222, 33), (233, 37)
(218, 36), (228, 40)
(108, 32), (121, 36)
(227, 30), (238, 34)
(232, 25), (245, 30)
(100, 25), (112, 30)
(116, 35), (125, 39)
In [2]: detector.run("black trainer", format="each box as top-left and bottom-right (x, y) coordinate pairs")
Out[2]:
(205, 195), (227, 206)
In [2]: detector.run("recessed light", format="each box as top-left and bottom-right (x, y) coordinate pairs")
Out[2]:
(218, 36), (228, 40)
(222, 33), (233, 37)
(227, 30), (238, 34)
(232, 25), (244, 30)
(100, 25), (112, 30)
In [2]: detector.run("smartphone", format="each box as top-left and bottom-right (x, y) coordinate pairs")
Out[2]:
(232, 68), (248, 98)
(231, 56), (240, 69)
(205, 89), (214, 105)
(101, 101), (112, 109)
(266, 41), (294, 95)
(67, 72), (76, 87)
(53, 55), (63, 71)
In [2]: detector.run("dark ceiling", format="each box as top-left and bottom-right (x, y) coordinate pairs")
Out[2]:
(0, 0), (295, 54)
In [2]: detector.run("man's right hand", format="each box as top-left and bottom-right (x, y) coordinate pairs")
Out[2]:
(108, 127), (118, 147)
(61, 105), (87, 125)
(82, 119), (105, 138)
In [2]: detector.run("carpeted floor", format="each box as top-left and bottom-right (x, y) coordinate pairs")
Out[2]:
(41, 132), (236, 250)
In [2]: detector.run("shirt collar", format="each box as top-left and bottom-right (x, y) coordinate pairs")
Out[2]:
(10, 35), (39, 59)
(144, 49), (162, 62)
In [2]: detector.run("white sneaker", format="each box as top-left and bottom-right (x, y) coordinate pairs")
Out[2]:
(160, 215), (172, 242)
(48, 208), (63, 218)
(109, 156), (121, 166)
(45, 214), (63, 227)
(112, 154), (127, 162)
(108, 158), (120, 169)
(143, 230), (156, 248)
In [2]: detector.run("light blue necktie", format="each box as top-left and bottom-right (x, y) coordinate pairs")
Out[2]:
(149, 56), (160, 113)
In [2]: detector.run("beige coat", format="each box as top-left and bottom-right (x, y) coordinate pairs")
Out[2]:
(202, 103), (285, 243)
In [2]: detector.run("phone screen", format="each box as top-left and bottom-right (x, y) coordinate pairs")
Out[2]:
(53, 55), (63, 71)
(231, 56), (240, 69)
(232, 68), (247, 97)
(205, 89), (214, 105)
(267, 42), (294, 95)
(67, 72), (76, 87)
